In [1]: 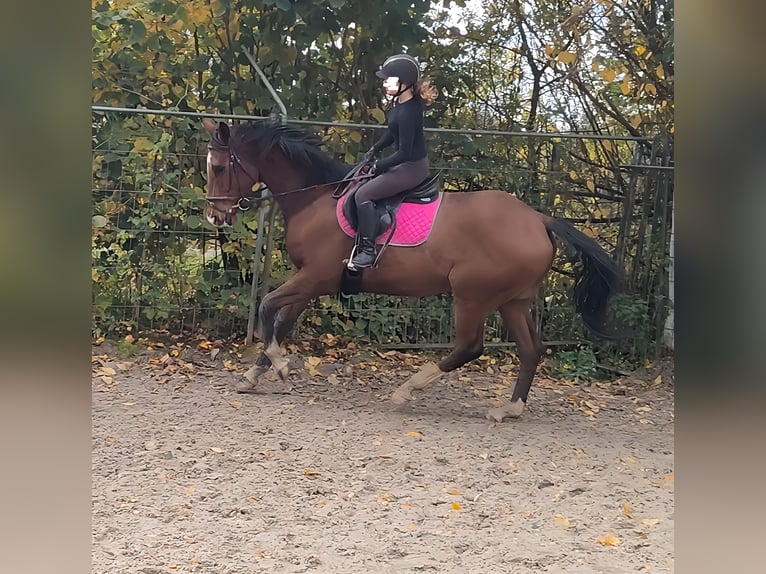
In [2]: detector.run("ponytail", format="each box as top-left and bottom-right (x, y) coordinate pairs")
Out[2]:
(413, 78), (438, 106)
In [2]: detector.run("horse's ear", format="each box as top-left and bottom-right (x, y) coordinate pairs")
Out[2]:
(202, 118), (216, 136)
(217, 121), (230, 144)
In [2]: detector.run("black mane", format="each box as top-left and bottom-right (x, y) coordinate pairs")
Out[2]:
(233, 121), (350, 186)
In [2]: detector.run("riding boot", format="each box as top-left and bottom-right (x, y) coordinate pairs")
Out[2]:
(350, 201), (379, 269)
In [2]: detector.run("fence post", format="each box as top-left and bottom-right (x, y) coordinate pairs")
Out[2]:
(241, 48), (288, 345)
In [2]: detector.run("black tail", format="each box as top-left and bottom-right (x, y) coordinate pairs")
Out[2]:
(545, 217), (621, 339)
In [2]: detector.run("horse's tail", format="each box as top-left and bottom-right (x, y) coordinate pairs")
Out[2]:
(543, 216), (621, 339)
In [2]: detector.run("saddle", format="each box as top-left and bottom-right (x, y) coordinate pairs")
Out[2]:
(340, 169), (442, 236)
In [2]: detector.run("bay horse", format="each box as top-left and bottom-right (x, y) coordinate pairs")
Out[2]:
(202, 118), (620, 422)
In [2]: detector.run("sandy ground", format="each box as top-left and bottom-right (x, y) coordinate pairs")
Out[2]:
(92, 342), (674, 574)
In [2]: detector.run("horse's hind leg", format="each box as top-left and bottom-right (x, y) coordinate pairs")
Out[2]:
(236, 302), (307, 392)
(486, 299), (544, 422)
(391, 298), (487, 405)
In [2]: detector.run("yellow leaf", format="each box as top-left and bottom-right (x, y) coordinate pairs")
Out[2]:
(229, 401), (242, 409)
(210, 447), (224, 454)
(582, 227), (595, 238)
(408, 523), (417, 531)
(597, 532), (622, 546)
(644, 82), (657, 96)
(620, 80), (631, 95)
(198, 340), (212, 350)
(379, 493), (394, 502)
(451, 502), (462, 511)
(187, 486), (196, 494)
(100, 376), (113, 385)
(569, 170), (578, 180)
(586, 179), (596, 193)
(554, 514), (571, 528)
(656, 63), (665, 79)
(635, 45), (646, 56)
(446, 489), (462, 496)
(600, 68), (616, 82)
(602, 140), (612, 152)
(630, 115), (642, 128)
(405, 431), (422, 437)
(97, 367), (116, 377)
(653, 375), (662, 385)
(304, 469), (319, 476)
(623, 501), (634, 519)
(307, 356), (322, 366)
(350, 131), (362, 143)
(370, 108), (386, 124)
(642, 518), (661, 526)
(124, 334), (135, 344)
(223, 360), (239, 371)
(557, 51), (577, 64)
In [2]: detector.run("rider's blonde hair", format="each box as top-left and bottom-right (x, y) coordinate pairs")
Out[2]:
(413, 78), (438, 106)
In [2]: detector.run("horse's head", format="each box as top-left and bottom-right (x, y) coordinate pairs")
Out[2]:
(202, 119), (262, 227)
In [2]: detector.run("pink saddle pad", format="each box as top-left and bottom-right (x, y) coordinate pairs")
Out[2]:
(336, 192), (443, 247)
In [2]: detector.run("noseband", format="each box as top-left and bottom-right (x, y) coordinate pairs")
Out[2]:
(206, 141), (264, 212)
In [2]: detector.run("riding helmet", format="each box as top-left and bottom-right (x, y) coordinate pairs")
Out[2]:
(375, 54), (421, 85)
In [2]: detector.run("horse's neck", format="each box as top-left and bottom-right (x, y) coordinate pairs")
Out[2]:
(273, 184), (331, 220)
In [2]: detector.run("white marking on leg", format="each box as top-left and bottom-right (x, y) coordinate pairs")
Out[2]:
(391, 361), (443, 404)
(264, 338), (289, 380)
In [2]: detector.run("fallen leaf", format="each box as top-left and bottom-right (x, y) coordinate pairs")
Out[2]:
(379, 453), (394, 459)
(623, 456), (638, 465)
(223, 360), (239, 371)
(554, 514), (571, 528)
(653, 375), (662, 385)
(408, 523), (417, 531)
(446, 489), (462, 496)
(100, 376), (114, 385)
(96, 367), (116, 377)
(623, 501), (634, 519)
(401, 502), (412, 509)
(229, 401), (242, 409)
(597, 532), (622, 546)
(406, 431), (422, 438)
(636, 406), (652, 413)
(187, 486), (196, 494)
(304, 469), (319, 476)
(198, 340), (212, 350)
(210, 447), (224, 454)
(451, 502), (462, 511)
(121, 402), (135, 406)
(246, 496), (258, 504)
(307, 356), (321, 366)
(379, 493), (394, 502)
(124, 334), (135, 344)
(641, 518), (661, 526)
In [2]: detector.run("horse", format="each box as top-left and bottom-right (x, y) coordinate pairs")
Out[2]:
(201, 118), (620, 422)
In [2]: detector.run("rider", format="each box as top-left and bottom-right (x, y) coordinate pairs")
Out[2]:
(349, 53), (438, 269)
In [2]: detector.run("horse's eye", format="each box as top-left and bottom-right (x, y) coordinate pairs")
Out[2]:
(212, 165), (225, 175)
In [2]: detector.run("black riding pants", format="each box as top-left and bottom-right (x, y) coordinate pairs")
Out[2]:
(354, 157), (429, 206)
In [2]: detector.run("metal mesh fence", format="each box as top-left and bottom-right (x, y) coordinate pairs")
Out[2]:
(92, 107), (673, 363)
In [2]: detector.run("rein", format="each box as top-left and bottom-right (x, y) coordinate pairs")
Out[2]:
(207, 146), (375, 212)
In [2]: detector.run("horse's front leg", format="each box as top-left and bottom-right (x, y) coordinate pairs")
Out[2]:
(236, 302), (308, 392)
(259, 274), (317, 382)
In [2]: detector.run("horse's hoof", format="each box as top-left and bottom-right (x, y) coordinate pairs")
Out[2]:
(234, 378), (256, 393)
(391, 387), (413, 405)
(486, 400), (525, 422)
(275, 364), (290, 382)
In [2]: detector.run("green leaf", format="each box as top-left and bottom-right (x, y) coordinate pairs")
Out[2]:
(92, 215), (108, 228)
(186, 215), (202, 229)
(128, 21), (146, 45)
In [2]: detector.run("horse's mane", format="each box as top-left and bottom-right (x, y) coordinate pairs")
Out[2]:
(233, 121), (350, 186)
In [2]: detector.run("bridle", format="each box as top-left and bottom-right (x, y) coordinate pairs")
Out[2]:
(205, 140), (266, 213)
(205, 137), (377, 213)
